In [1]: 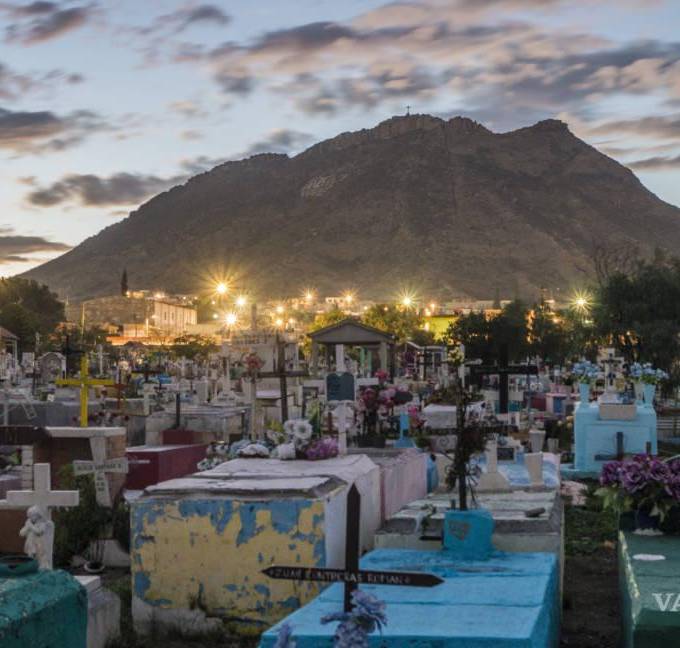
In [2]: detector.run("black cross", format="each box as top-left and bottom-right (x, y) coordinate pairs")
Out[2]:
(61, 335), (82, 375)
(258, 334), (308, 423)
(262, 484), (443, 612)
(469, 346), (538, 414)
(594, 431), (625, 461)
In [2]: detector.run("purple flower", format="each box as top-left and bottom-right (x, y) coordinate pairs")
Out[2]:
(600, 461), (622, 487)
(649, 460), (671, 483)
(274, 622), (296, 648)
(621, 462), (647, 493)
(665, 476), (680, 502)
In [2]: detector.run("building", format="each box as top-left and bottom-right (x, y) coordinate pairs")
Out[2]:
(66, 292), (197, 344)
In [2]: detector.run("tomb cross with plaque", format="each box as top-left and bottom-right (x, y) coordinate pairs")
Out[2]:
(262, 484), (444, 612)
(73, 436), (128, 507)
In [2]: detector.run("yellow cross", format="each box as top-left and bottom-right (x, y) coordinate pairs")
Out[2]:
(56, 355), (115, 427)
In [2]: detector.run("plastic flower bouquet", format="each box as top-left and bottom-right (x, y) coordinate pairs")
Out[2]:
(630, 362), (668, 385)
(596, 455), (680, 527)
(570, 360), (599, 384)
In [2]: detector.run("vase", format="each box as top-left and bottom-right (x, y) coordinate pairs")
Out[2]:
(643, 383), (656, 407)
(634, 382), (644, 404)
(579, 382), (590, 408)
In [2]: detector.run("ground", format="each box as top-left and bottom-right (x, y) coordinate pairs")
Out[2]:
(560, 487), (620, 648)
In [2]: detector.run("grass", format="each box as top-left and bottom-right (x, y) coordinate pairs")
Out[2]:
(564, 480), (618, 556)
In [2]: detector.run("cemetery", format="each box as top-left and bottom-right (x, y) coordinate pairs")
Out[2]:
(1, 290), (680, 648)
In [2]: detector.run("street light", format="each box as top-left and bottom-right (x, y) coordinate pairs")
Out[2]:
(236, 295), (247, 308)
(216, 282), (228, 296)
(225, 312), (237, 326)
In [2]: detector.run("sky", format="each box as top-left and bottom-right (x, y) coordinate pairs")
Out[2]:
(1, 0), (680, 277)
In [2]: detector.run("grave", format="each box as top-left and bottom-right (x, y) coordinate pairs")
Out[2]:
(347, 447), (427, 521)
(0, 563), (88, 648)
(375, 489), (564, 565)
(125, 443), (208, 490)
(0, 426), (125, 553)
(130, 454), (381, 633)
(562, 401), (657, 479)
(259, 490), (559, 646)
(619, 531), (680, 647)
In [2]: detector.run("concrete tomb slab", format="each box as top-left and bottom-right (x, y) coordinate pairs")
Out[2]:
(259, 547), (560, 647)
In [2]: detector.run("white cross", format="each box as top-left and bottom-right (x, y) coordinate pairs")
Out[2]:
(4, 463), (79, 519)
(73, 436), (128, 507)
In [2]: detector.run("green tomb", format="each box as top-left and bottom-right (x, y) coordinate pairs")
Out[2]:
(0, 565), (87, 648)
(619, 530), (680, 647)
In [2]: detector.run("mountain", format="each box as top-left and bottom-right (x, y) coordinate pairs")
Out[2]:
(24, 114), (680, 302)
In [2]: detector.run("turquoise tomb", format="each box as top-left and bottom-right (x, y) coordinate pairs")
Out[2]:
(0, 566), (87, 648)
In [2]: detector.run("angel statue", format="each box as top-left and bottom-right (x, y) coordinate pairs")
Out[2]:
(19, 505), (55, 570)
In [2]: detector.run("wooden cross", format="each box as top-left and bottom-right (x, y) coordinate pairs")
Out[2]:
(258, 334), (308, 423)
(56, 355), (115, 427)
(2, 463), (79, 519)
(73, 436), (128, 507)
(469, 345), (538, 414)
(262, 484), (443, 612)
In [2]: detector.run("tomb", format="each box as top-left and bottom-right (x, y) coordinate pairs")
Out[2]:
(347, 447), (427, 521)
(0, 563), (88, 648)
(259, 491), (560, 647)
(619, 531), (680, 647)
(129, 454), (381, 633)
(562, 400), (657, 479)
(125, 443), (208, 490)
(0, 426), (125, 553)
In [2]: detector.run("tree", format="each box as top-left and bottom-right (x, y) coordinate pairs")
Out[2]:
(170, 334), (218, 360)
(362, 304), (432, 344)
(0, 278), (65, 350)
(593, 259), (680, 372)
(444, 300), (530, 363)
(307, 306), (347, 334)
(120, 268), (128, 296)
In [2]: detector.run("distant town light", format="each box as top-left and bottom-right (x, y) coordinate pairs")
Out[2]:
(236, 295), (247, 308)
(275, 317), (284, 328)
(276, 304), (285, 314)
(216, 282), (228, 295)
(571, 290), (592, 314)
(225, 312), (237, 326)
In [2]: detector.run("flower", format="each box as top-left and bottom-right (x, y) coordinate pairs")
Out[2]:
(600, 461), (622, 487)
(621, 461), (647, 493)
(305, 436), (339, 460)
(321, 590), (387, 648)
(274, 622), (296, 648)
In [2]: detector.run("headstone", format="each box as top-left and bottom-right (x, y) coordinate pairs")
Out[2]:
(529, 429), (546, 453)
(326, 372), (355, 402)
(476, 440), (511, 492)
(524, 452), (544, 488)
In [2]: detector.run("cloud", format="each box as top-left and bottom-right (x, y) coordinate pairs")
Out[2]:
(628, 154), (680, 170)
(25, 171), (186, 207)
(588, 114), (680, 141)
(0, 231), (70, 264)
(0, 106), (108, 153)
(244, 128), (313, 155)
(142, 4), (229, 36)
(4, 4), (93, 45)
(0, 61), (85, 102)
(180, 129), (202, 141)
(179, 154), (228, 175)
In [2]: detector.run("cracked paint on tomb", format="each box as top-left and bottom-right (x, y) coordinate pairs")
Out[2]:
(131, 496), (326, 626)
